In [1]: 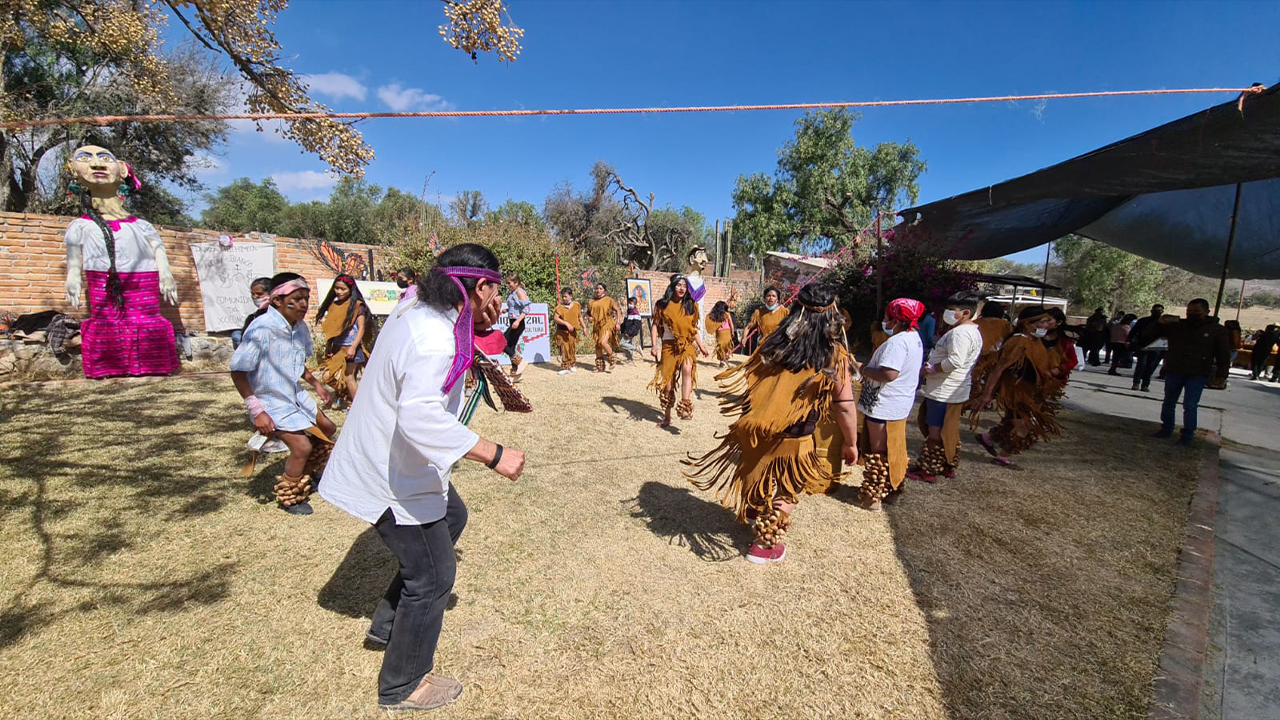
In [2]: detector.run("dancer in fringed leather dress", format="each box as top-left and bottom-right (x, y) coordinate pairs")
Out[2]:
(649, 275), (711, 428)
(970, 306), (1063, 467)
(685, 283), (860, 564)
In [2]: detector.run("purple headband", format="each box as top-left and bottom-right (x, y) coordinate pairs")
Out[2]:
(433, 265), (503, 393)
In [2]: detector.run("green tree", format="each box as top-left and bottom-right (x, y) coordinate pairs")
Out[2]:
(323, 177), (383, 244)
(1054, 234), (1163, 314)
(200, 177), (290, 233)
(280, 200), (329, 240)
(731, 109), (925, 255)
(3, 39), (232, 216)
(487, 199), (546, 232)
(450, 190), (488, 226)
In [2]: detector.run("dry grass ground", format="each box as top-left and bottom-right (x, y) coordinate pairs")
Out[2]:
(0, 356), (1199, 719)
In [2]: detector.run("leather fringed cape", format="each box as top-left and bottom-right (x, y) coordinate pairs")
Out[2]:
(684, 344), (854, 522)
(967, 333), (1064, 449)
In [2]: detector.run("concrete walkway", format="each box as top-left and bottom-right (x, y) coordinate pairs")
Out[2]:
(1062, 363), (1279, 720)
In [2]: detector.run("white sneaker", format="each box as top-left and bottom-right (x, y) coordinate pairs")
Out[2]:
(558, 369), (570, 375)
(570, 366), (578, 373)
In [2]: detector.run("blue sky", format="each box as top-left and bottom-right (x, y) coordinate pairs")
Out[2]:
(182, 0), (1280, 263)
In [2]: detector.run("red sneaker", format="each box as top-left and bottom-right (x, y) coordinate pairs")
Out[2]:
(906, 468), (937, 484)
(746, 542), (786, 564)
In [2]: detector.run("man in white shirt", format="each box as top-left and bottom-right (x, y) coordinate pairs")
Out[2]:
(908, 291), (983, 483)
(856, 298), (925, 511)
(321, 244), (525, 712)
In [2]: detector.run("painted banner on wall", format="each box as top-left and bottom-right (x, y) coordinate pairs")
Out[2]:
(189, 242), (276, 331)
(313, 278), (404, 315)
(488, 302), (552, 364)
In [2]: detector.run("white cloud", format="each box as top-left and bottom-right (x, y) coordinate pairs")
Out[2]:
(304, 72), (368, 102)
(376, 83), (451, 112)
(271, 170), (337, 193)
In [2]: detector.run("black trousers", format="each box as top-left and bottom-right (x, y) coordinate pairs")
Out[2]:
(369, 488), (468, 704)
(1251, 348), (1273, 377)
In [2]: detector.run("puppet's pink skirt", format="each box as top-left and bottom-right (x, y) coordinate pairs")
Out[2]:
(81, 270), (179, 379)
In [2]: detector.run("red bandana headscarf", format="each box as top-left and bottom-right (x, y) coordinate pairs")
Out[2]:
(887, 297), (925, 330)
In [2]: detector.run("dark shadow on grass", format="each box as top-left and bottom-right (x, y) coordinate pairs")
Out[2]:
(627, 481), (747, 562)
(0, 377), (245, 650)
(601, 395), (664, 423)
(318, 527), (397, 619)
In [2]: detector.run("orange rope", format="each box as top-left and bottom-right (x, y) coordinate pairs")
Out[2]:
(0, 87), (1262, 129)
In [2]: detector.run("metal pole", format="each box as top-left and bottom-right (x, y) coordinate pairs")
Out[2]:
(1043, 241), (1052, 286)
(1214, 183), (1244, 318)
(1236, 280), (1247, 322)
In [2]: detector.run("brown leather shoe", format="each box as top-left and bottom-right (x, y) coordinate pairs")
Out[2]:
(381, 674), (463, 711)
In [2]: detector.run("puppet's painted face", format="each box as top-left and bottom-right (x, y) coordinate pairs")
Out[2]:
(69, 145), (127, 191)
(687, 248), (708, 272)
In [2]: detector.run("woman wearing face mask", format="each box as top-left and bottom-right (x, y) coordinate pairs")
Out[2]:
(396, 267), (418, 301)
(232, 276), (273, 349)
(854, 298), (925, 511)
(908, 291), (983, 483)
(230, 272), (338, 514)
(745, 286), (789, 347)
(321, 243), (525, 712)
(968, 306), (1064, 467)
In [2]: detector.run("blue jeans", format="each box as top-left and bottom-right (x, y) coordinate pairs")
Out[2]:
(1161, 373), (1207, 438)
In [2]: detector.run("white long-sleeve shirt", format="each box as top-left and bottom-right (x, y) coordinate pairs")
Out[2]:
(320, 300), (479, 525)
(920, 323), (983, 403)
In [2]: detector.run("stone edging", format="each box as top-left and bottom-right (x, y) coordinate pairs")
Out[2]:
(1150, 432), (1222, 720)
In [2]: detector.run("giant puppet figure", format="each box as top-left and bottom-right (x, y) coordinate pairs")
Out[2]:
(63, 145), (180, 378)
(684, 245), (711, 346)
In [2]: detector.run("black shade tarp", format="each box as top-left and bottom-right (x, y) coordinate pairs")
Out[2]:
(897, 83), (1280, 279)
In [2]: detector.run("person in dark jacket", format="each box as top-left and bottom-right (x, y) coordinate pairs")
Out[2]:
(1082, 308), (1108, 366)
(1250, 324), (1278, 380)
(1153, 299), (1231, 446)
(1129, 304), (1166, 391)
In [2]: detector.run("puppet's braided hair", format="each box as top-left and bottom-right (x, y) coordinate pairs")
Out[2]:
(74, 187), (124, 308)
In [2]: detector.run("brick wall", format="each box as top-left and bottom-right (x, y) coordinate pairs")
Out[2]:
(631, 269), (761, 312)
(0, 211), (394, 330)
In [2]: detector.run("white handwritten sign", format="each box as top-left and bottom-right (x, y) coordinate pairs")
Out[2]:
(190, 242), (276, 331)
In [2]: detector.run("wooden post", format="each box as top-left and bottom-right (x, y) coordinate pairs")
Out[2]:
(1042, 241), (1052, 285)
(725, 220), (733, 278)
(1214, 183), (1244, 318)
(714, 219), (721, 277)
(1236, 280), (1247, 322)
